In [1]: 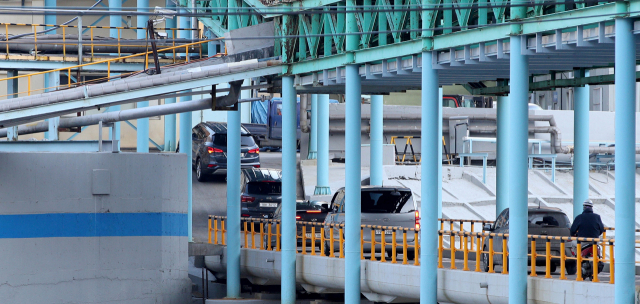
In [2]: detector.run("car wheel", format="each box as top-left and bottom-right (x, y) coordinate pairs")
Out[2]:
(196, 158), (207, 182)
(481, 246), (490, 272)
(549, 263), (557, 274)
(566, 262), (577, 275)
(386, 249), (396, 260)
(405, 250), (415, 261)
(323, 241), (331, 256)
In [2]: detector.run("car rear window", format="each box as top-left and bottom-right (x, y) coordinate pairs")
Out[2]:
(296, 201), (324, 211)
(247, 182), (281, 195)
(213, 134), (256, 147)
(528, 212), (570, 228)
(361, 190), (412, 213)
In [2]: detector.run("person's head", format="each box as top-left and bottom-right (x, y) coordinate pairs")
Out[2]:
(583, 199), (594, 211)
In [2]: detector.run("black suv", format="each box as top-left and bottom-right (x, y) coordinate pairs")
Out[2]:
(240, 168), (282, 218)
(191, 122), (260, 182)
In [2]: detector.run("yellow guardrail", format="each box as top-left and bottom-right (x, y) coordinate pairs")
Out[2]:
(0, 37), (222, 99)
(2, 22), (202, 61)
(208, 215), (625, 283)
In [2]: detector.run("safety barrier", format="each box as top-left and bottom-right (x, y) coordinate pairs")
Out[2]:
(389, 136), (420, 163)
(0, 38), (221, 99)
(207, 215), (621, 282)
(2, 22), (202, 62)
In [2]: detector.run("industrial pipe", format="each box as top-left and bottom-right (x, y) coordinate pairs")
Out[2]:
(0, 96), (261, 138)
(0, 37), (191, 54)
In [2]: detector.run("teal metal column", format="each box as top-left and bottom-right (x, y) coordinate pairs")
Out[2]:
(573, 82), (589, 219)
(496, 95), (509, 217)
(314, 94), (331, 195)
(437, 88), (443, 219)
(6, 70), (18, 141)
(46, 71), (60, 140)
(345, 64), (361, 304)
(508, 35), (529, 304)
(163, 0), (177, 152)
(614, 16), (636, 304)
(136, 0), (150, 152)
(178, 10), (193, 245)
(43, 0), (56, 140)
(308, 94), (318, 159)
(281, 76), (297, 304)
(420, 51), (439, 304)
(370, 95), (383, 186)
(109, 0), (122, 149)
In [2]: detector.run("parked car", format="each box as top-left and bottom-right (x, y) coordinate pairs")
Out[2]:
(240, 168), (282, 218)
(481, 206), (577, 274)
(264, 200), (330, 248)
(189, 122), (261, 182)
(323, 186), (419, 259)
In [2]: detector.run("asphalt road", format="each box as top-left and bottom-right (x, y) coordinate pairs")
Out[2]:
(192, 151), (302, 243)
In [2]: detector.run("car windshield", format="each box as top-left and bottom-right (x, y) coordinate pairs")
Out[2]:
(213, 134), (256, 147)
(361, 190), (412, 213)
(296, 201), (325, 211)
(528, 212), (570, 228)
(247, 182), (281, 195)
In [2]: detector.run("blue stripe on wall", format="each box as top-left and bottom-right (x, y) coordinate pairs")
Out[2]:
(0, 213), (188, 238)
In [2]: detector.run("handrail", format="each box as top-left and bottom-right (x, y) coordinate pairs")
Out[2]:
(207, 215), (626, 283)
(0, 38), (221, 99)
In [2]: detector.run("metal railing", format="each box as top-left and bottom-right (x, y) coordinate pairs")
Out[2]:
(2, 22), (202, 61)
(208, 215), (623, 283)
(0, 38), (221, 99)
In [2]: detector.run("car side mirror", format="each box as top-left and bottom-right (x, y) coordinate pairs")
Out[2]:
(321, 203), (329, 211)
(483, 223), (494, 231)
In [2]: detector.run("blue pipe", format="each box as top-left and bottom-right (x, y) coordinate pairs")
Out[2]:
(178, 11), (193, 245)
(314, 94), (331, 195)
(370, 95), (383, 186)
(345, 64), (362, 304)
(420, 51), (439, 304)
(163, 0), (177, 152)
(508, 35), (529, 304)
(136, 0), (150, 153)
(437, 88), (443, 219)
(281, 76), (297, 304)
(308, 94), (318, 159)
(573, 82), (589, 219)
(615, 17), (636, 304)
(496, 95), (509, 217)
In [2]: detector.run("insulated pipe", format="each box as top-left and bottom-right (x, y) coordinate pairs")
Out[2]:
(420, 51), (439, 304)
(573, 85), (589, 219)
(314, 94), (331, 195)
(508, 35), (529, 304)
(281, 76), (297, 304)
(308, 94), (318, 159)
(496, 96), (509, 217)
(614, 17), (636, 304)
(0, 38), (182, 54)
(369, 95), (383, 186)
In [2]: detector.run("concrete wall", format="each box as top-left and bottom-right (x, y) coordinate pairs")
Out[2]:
(0, 152), (190, 303)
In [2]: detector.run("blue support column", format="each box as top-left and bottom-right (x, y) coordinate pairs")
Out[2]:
(437, 88), (443, 219)
(614, 17), (636, 304)
(370, 95), (383, 186)
(226, 105), (242, 299)
(308, 94), (318, 159)
(163, 0), (177, 152)
(314, 94), (331, 195)
(44, 0), (55, 139)
(281, 76), (297, 304)
(508, 35), (529, 304)
(573, 82), (589, 219)
(420, 51), (439, 304)
(136, 0), (150, 153)
(44, 0), (56, 30)
(344, 64), (362, 304)
(496, 95), (509, 217)
(178, 13), (193, 244)
(6, 70), (18, 141)
(109, 0), (122, 148)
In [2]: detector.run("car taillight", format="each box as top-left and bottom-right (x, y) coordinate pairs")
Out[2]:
(207, 164), (218, 168)
(415, 210), (420, 230)
(307, 210), (321, 213)
(295, 215), (302, 220)
(241, 195), (255, 202)
(241, 214), (250, 217)
(207, 147), (224, 154)
(253, 165), (261, 168)
(248, 148), (260, 154)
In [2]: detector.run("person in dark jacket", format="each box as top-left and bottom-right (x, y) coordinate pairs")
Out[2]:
(570, 200), (605, 238)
